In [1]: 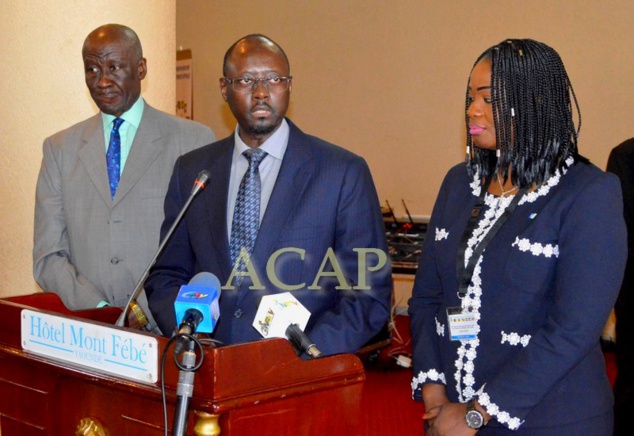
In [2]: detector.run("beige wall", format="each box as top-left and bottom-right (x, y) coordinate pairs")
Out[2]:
(0, 1), (632, 299)
(0, 1), (176, 298)
(177, 0), (634, 219)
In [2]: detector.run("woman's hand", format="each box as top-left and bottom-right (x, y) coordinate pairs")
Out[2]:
(422, 384), (450, 427)
(425, 402), (477, 436)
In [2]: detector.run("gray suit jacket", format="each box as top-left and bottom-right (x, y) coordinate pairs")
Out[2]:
(33, 102), (215, 317)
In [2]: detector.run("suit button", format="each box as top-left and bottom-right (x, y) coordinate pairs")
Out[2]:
(110, 257), (119, 265)
(234, 309), (243, 318)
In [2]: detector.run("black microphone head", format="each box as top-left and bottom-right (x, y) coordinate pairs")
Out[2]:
(191, 170), (211, 195)
(285, 323), (322, 358)
(197, 170), (211, 185)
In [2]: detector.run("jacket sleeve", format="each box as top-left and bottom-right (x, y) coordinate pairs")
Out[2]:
(303, 156), (393, 356)
(145, 156), (196, 335)
(409, 172), (451, 401)
(476, 172), (627, 429)
(33, 137), (105, 309)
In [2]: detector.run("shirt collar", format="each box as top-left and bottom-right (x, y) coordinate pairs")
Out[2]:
(101, 97), (145, 130)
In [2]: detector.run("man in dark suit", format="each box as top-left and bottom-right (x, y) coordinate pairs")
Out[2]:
(146, 34), (391, 355)
(34, 24), (215, 329)
(607, 137), (634, 435)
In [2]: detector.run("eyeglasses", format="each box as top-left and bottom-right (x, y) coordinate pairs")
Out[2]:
(223, 76), (292, 93)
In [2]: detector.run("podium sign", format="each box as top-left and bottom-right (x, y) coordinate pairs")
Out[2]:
(21, 309), (158, 383)
(1, 294), (364, 435)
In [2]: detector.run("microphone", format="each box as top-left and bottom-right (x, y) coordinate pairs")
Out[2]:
(252, 292), (322, 358)
(171, 271), (220, 436)
(115, 170), (211, 332)
(174, 272), (222, 336)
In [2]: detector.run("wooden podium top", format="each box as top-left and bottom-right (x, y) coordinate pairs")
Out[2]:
(0, 293), (365, 435)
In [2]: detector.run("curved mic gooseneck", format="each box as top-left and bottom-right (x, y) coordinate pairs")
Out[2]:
(115, 170), (211, 332)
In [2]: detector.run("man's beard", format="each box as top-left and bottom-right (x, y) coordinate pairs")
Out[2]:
(248, 120), (277, 136)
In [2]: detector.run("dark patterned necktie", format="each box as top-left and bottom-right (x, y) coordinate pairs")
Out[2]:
(230, 148), (268, 279)
(106, 118), (124, 199)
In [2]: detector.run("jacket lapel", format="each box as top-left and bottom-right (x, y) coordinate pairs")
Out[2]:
(238, 122), (314, 301)
(204, 139), (234, 279)
(78, 115), (112, 205)
(113, 105), (163, 205)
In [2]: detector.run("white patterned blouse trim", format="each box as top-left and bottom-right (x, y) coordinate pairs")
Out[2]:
(435, 317), (445, 337)
(470, 157), (572, 201)
(455, 159), (571, 419)
(470, 177), (482, 197)
(454, 199), (508, 401)
(435, 228), (449, 241)
(463, 197), (509, 268)
(476, 388), (524, 430)
(512, 237), (559, 258)
(501, 331), (531, 347)
(411, 369), (447, 396)
(484, 191), (515, 212)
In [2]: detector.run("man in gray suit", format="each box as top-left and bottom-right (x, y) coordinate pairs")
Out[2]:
(33, 24), (214, 327)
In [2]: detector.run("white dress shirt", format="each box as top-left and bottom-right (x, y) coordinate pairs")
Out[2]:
(226, 119), (289, 240)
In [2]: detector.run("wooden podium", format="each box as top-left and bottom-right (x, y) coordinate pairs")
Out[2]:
(0, 293), (365, 435)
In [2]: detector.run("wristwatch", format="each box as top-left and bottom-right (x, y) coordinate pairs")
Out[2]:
(465, 399), (485, 430)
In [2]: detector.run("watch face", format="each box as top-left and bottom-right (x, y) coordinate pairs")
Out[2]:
(465, 410), (484, 429)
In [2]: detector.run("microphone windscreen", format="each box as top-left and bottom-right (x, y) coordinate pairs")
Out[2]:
(174, 272), (221, 334)
(188, 272), (222, 297)
(252, 292), (311, 339)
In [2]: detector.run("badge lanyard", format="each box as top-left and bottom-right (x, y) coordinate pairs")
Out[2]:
(447, 177), (526, 341)
(456, 178), (527, 300)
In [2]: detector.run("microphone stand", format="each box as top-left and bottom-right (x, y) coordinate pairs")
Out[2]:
(172, 339), (197, 436)
(116, 170), (211, 332)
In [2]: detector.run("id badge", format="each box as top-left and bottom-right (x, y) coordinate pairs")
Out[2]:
(446, 307), (478, 341)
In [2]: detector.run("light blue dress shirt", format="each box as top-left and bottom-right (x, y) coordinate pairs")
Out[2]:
(101, 97), (145, 174)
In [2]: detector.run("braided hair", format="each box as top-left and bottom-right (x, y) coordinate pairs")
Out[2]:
(465, 39), (582, 188)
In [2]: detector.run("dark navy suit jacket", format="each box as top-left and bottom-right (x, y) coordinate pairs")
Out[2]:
(146, 120), (392, 355)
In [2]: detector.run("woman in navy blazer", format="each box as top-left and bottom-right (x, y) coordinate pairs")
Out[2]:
(409, 39), (626, 434)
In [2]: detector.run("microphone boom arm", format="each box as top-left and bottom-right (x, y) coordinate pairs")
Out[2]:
(115, 170), (210, 330)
